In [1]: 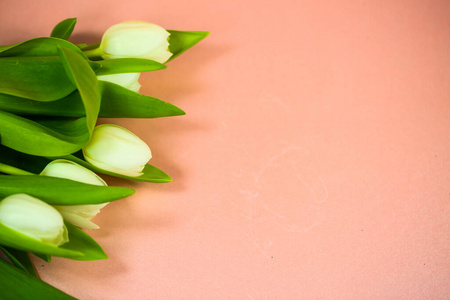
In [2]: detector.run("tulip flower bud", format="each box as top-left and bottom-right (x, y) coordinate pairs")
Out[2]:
(40, 159), (108, 229)
(100, 21), (173, 63)
(97, 72), (141, 93)
(41, 159), (107, 186)
(0, 194), (68, 246)
(52, 203), (108, 230)
(82, 124), (152, 177)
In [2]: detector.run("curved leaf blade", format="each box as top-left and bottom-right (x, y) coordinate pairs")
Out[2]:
(0, 111), (89, 156)
(0, 56), (76, 101)
(95, 58), (167, 76)
(59, 154), (172, 182)
(0, 258), (75, 299)
(98, 81), (185, 118)
(0, 81), (185, 118)
(0, 223), (83, 259)
(0, 144), (49, 174)
(50, 18), (77, 40)
(0, 175), (135, 205)
(59, 222), (107, 261)
(0, 37), (85, 58)
(167, 30), (209, 62)
(58, 46), (100, 134)
(0, 246), (36, 276)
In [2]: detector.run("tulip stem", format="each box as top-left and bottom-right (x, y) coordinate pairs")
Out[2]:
(0, 163), (35, 176)
(83, 46), (103, 59)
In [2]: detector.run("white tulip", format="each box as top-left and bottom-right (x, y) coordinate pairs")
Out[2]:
(100, 21), (172, 63)
(40, 159), (107, 186)
(97, 72), (141, 92)
(82, 124), (152, 177)
(0, 194), (68, 246)
(52, 203), (108, 230)
(40, 159), (109, 229)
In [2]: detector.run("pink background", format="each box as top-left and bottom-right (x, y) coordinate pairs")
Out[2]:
(1, 0), (450, 299)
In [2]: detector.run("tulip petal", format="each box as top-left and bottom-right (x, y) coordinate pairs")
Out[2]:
(82, 124), (152, 177)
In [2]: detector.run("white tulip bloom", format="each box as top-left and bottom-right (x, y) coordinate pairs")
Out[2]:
(0, 194), (68, 246)
(82, 124), (152, 177)
(100, 21), (172, 63)
(40, 159), (107, 186)
(97, 72), (141, 93)
(52, 203), (108, 230)
(40, 159), (109, 229)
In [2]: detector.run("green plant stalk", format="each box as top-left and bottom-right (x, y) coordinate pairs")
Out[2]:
(83, 46), (103, 58)
(0, 162), (34, 175)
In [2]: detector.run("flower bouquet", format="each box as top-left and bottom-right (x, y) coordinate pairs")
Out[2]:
(0, 18), (208, 298)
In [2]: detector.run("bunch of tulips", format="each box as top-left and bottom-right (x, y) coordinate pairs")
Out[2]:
(0, 18), (208, 298)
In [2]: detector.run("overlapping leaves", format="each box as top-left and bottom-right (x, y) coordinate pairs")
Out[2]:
(0, 17), (208, 298)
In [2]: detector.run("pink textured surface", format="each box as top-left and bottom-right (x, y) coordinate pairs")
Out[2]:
(2, 0), (450, 299)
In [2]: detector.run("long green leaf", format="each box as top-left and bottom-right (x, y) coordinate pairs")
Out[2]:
(0, 221), (107, 261)
(0, 175), (135, 205)
(58, 46), (100, 134)
(98, 81), (185, 118)
(60, 153), (172, 182)
(0, 56), (76, 101)
(60, 222), (107, 261)
(95, 58), (167, 75)
(167, 30), (209, 62)
(0, 144), (172, 182)
(0, 223), (83, 259)
(32, 252), (51, 263)
(0, 47), (101, 155)
(0, 37), (85, 57)
(0, 145), (49, 174)
(0, 162), (34, 175)
(0, 81), (185, 118)
(0, 258), (75, 299)
(0, 246), (37, 276)
(50, 18), (77, 40)
(0, 111), (89, 156)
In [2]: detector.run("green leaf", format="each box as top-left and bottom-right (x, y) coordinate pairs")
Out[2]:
(0, 162), (35, 175)
(0, 56), (76, 101)
(95, 58), (167, 76)
(0, 130), (171, 183)
(58, 46), (100, 134)
(0, 47), (101, 156)
(79, 42), (100, 51)
(60, 153), (173, 182)
(0, 221), (107, 261)
(0, 81), (185, 118)
(0, 246), (37, 276)
(98, 81), (185, 118)
(0, 175), (135, 205)
(0, 145), (49, 174)
(59, 222), (107, 261)
(0, 223), (83, 259)
(167, 30), (209, 62)
(0, 111), (90, 156)
(0, 258), (75, 299)
(32, 252), (51, 263)
(50, 18), (77, 40)
(0, 37), (86, 58)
